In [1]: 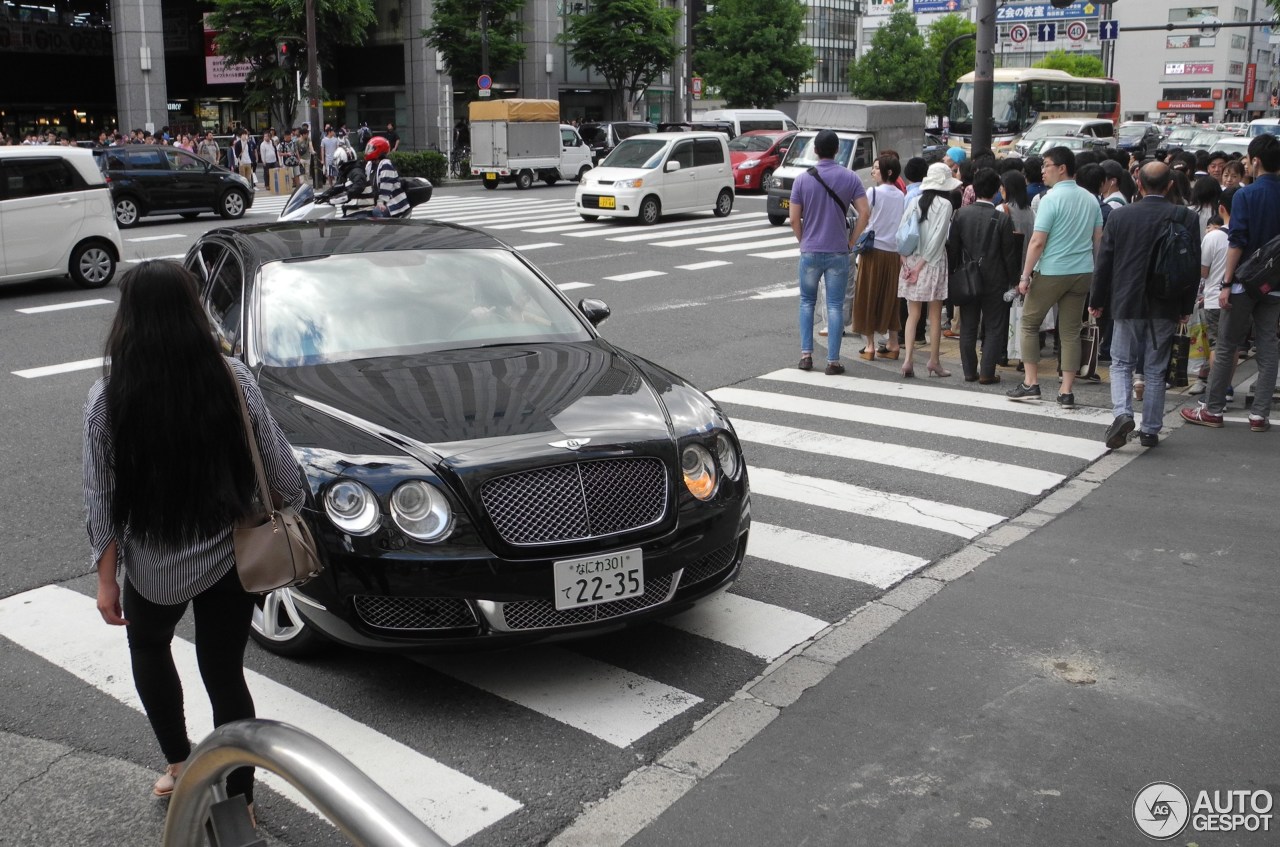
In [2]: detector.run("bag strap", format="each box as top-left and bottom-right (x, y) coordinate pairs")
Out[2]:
(807, 166), (850, 224)
(225, 359), (273, 517)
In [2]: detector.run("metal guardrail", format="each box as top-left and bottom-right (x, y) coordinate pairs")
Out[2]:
(161, 719), (450, 847)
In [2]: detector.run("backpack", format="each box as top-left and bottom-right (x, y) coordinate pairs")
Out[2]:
(1146, 206), (1200, 302)
(1234, 232), (1280, 300)
(897, 199), (921, 257)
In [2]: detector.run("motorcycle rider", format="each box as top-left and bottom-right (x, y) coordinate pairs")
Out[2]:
(353, 136), (409, 218)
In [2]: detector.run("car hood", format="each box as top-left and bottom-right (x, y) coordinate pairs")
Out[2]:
(257, 341), (678, 465)
(579, 166), (656, 185)
(729, 152), (764, 165)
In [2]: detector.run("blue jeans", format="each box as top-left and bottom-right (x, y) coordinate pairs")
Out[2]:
(1110, 318), (1174, 434)
(799, 252), (850, 362)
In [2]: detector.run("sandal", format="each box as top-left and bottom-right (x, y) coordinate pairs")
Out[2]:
(153, 761), (184, 798)
(798, 354), (813, 371)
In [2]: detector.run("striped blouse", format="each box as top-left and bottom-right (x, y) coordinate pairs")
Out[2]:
(83, 357), (305, 605)
(370, 159), (410, 217)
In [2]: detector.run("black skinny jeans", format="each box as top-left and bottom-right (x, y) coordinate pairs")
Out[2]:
(124, 566), (256, 802)
(959, 292), (1011, 380)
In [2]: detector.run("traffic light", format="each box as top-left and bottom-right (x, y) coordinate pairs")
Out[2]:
(277, 42), (293, 70)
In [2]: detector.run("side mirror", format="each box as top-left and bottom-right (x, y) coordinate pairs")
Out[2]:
(577, 298), (611, 327)
(665, 160), (681, 173)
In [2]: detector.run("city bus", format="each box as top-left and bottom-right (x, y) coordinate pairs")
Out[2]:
(947, 68), (1121, 155)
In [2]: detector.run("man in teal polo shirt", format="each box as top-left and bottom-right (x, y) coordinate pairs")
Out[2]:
(1007, 146), (1103, 407)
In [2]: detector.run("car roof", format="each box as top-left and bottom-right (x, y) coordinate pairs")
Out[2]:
(628, 131), (727, 142)
(0, 146), (96, 160)
(739, 129), (793, 137)
(198, 219), (505, 265)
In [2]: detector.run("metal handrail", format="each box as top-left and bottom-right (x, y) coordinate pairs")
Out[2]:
(161, 719), (450, 847)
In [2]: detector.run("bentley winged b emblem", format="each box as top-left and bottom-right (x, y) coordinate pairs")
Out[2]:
(549, 437), (591, 450)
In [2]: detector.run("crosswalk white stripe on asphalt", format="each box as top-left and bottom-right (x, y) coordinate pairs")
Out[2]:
(510, 242), (561, 251)
(748, 466), (1004, 539)
(556, 282), (594, 291)
(523, 221), (613, 233)
(607, 218), (769, 243)
(747, 522), (928, 589)
(713, 387), (1106, 460)
(564, 213), (743, 237)
(651, 226), (780, 248)
(13, 357), (105, 378)
(663, 592), (828, 660)
(17, 299), (113, 314)
(700, 237), (799, 253)
(416, 647), (701, 748)
(429, 208), (573, 225)
(733, 419), (1064, 495)
(488, 216), (587, 230)
(761, 370), (1117, 424)
(0, 586), (521, 844)
(748, 287), (798, 300)
(604, 270), (666, 281)
(750, 248), (801, 259)
(676, 260), (732, 270)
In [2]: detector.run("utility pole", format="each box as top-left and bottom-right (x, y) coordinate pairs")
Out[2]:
(480, 0), (491, 80)
(305, 0), (320, 144)
(685, 0), (694, 121)
(971, 0), (997, 157)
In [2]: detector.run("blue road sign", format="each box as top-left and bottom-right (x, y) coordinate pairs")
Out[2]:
(997, 3), (1093, 22)
(477, 74), (493, 90)
(1037, 21), (1057, 42)
(913, 0), (962, 12)
(1099, 20), (1119, 40)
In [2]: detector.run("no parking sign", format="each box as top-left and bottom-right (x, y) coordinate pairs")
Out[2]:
(1009, 22), (1030, 51)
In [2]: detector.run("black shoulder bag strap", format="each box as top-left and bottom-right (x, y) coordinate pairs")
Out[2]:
(806, 166), (851, 226)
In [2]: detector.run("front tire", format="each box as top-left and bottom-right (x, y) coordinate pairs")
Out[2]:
(219, 189), (248, 219)
(68, 240), (116, 289)
(250, 589), (331, 658)
(113, 197), (140, 228)
(638, 195), (661, 226)
(515, 170), (534, 190)
(714, 188), (734, 217)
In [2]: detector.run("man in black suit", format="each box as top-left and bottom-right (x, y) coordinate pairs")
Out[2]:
(1090, 162), (1199, 449)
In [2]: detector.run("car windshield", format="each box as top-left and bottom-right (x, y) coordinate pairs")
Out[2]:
(781, 134), (854, 169)
(1191, 132), (1222, 147)
(256, 249), (591, 367)
(1168, 127), (1200, 142)
(601, 138), (669, 169)
(1025, 121), (1080, 140)
(728, 135), (776, 153)
(1118, 125), (1146, 138)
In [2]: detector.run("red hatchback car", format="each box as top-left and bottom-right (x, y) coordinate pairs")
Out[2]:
(728, 130), (796, 192)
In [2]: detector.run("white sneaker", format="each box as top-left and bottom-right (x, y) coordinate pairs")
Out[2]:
(818, 327), (829, 337)
(1188, 381), (1206, 395)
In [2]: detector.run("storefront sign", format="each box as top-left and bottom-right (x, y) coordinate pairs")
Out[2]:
(995, 3), (1095, 22)
(864, 0), (897, 16)
(203, 14), (252, 85)
(1164, 62), (1213, 75)
(1156, 100), (1215, 110)
(1245, 63), (1257, 101)
(1212, 89), (1223, 99)
(0, 21), (112, 55)
(914, 0), (965, 12)
(1227, 100), (1245, 109)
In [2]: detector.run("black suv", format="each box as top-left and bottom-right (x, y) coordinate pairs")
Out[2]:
(578, 121), (657, 166)
(93, 146), (254, 227)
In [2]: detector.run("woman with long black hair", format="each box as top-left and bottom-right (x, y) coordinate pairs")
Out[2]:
(897, 162), (961, 377)
(85, 261), (303, 820)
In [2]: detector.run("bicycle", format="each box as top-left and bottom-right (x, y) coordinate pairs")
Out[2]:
(449, 146), (470, 179)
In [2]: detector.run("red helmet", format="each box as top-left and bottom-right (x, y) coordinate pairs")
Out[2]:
(364, 136), (390, 161)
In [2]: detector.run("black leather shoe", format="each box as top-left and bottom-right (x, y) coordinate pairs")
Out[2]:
(1139, 432), (1159, 447)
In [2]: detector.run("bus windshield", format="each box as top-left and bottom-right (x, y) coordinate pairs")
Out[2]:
(949, 82), (1027, 135)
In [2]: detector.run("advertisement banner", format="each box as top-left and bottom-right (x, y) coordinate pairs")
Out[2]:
(995, 3), (1095, 22)
(1164, 62), (1214, 75)
(203, 14), (252, 85)
(913, 0), (965, 12)
(1245, 63), (1256, 101)
(864, 0), (897, 16)
(1156, 100), (1215, 110)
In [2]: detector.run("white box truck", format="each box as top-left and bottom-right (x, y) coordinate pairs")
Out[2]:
(469, 99), (594, 190)
(765, 100), (927, 226)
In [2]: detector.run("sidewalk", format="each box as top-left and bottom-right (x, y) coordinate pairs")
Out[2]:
(617, 408), (1280, 845)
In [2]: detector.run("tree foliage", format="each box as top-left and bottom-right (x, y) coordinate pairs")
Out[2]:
(925, 14), (977, 117)
(208, 0), (376, 129)
(695, 0), (811, 108)
(423, 0), (527, 86)
(562, 0), (680, 118)
(847, 8), (934, 106)
(1033, 50), (1106, 78)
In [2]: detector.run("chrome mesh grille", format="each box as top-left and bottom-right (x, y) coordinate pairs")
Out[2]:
(481, 458), (667, 545)
(679, 541), (739, 589)
(499, 574), (674, 631)
(352, 596), (477, 631)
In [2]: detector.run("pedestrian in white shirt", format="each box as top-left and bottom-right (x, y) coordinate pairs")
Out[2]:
(1190, 186), (1236, 394)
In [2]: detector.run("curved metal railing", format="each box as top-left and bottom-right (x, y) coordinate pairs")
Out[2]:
(161, 719), (449, 847)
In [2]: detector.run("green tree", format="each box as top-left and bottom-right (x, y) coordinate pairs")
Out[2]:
(562, 0), (680, 119)
(1033, 50), (1106, 78)
(847, 7), (933, 106)
(208, 0), (376, 130)
(925, 13), (977, 117)
(423, 0), (527, 85)
(695, 0), (811, 108)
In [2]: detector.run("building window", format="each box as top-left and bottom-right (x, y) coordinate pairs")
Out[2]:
(1230, 61), (1244, 74)
(1163, 87), (1213, 99)
(1167, 6), (1219, 48)
(1233, 6), (1249, 21)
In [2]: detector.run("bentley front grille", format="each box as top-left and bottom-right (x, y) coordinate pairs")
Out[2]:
(351, 595), (477, 631)
(497, 574), (675, 631)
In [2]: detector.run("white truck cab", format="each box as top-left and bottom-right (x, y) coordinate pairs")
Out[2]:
(470, 100), (595, 189)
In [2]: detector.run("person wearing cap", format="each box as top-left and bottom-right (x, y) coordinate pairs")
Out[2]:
(788, 128), (870, 376)
(1007, 146), (1104, 408)
(945, 146), (966, 174)
(898, 161), (961, 378)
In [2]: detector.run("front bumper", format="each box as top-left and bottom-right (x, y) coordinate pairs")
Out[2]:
(575, 187), (644, 219)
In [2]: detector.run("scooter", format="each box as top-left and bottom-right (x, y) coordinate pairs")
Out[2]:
(278, 176), (434, 222)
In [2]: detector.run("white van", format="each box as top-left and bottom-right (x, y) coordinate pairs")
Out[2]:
(1247, 118), (1280, 138)
(697, 109), (798, 137)
(574, 131), (735, 225)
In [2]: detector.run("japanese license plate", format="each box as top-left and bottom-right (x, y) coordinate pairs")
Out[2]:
(779, 198), (790, 210)
(598, 196), (616, 209)
(484, 172), (497, 181)
(553, 548), (643, 610)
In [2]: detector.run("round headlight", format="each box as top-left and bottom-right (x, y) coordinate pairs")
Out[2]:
(324, 480), (380, 535)
(682, 444), (718, 501)
(390, 480), (453, 542)
(715, 432), (740, 480)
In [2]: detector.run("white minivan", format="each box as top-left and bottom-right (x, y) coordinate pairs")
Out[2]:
(0, 146), (122, 288)
(697, 109), (798, 137)
(575, 131), (735, 225)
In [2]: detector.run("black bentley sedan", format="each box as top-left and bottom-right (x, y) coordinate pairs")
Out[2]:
(182, 219), (750, 654)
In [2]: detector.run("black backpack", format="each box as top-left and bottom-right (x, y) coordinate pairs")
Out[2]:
(1146, 205), (1200, 302)
(1235, 232), (1280, 299)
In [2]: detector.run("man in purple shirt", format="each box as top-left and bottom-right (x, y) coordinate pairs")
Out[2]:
(789, 129), (869, 375)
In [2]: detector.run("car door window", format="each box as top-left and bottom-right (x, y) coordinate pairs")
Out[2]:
(853, 138), (874, 170)
(3, 157), (84, 198)
(187, 240), (224, 285)
(694, 138), (724, 167)
(670, 140), (695, 169)
(165, 149), (206, 171)
(204, 247), (245, 350)
(128, 149), (168, 170)
(561, 129), (579, 147)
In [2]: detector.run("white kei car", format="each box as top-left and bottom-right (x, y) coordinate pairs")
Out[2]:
(575, 131), (735, 225)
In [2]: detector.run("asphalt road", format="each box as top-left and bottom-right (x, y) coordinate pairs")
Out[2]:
(0, 180), (1163, 846)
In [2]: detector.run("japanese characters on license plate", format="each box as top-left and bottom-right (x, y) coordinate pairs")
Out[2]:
(553, 548), (643, 611)
(598, 196), (616, 209)
(779, 198), (790, 209)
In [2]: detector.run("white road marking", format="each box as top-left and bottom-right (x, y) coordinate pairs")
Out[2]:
(700, 236), (798, 253)
(564, 213), (754, 238)
(750, 248), (801, 259)
(675, 260), (732, 270)
(748, 287), (797, 299)
(125, 233), (187, 242)
(747, 522), (928, 589)
(416, 648), (701, 748)
(734, 419), (1064, 495)
(488, 216), (587, 230)
(556, 282), (594, 291)
(17, 299), (112, 314)
(12, 357), (105, 379)
(0, 587), (521, 844)
(511, 242), (561, 251)
(522, 221), (613, 233)
(651, 227), (780, 248)
(125, 253), (186, 264)
(608, 218), (769, 243)
(761, 369), (1118, 425)
(712, 387), (1105, 460)
(663, 593), (828, 660)
(604, 270), (667, 281)
(748, 466), (1004, 539)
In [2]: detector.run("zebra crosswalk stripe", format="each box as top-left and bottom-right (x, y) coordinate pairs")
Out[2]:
(662, 593), (828, 660)
(747, 522), (929, 589)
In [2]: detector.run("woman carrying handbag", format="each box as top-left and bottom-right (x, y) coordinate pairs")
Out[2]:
(84, 261), (304, 825)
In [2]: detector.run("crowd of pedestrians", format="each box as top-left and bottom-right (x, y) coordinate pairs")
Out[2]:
(789, 131), (1280, 447)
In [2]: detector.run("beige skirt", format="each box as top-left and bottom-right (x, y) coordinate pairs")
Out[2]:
(852, 248), (902, 335)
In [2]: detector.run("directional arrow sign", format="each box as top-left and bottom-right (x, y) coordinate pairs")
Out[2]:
(1099, 20), (1119, 41)
(1037, 22), (1056, 42)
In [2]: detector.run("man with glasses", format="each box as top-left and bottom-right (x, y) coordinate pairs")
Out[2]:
(1182, 133), (1280, 432)
(1007, 146), (1103, 407)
